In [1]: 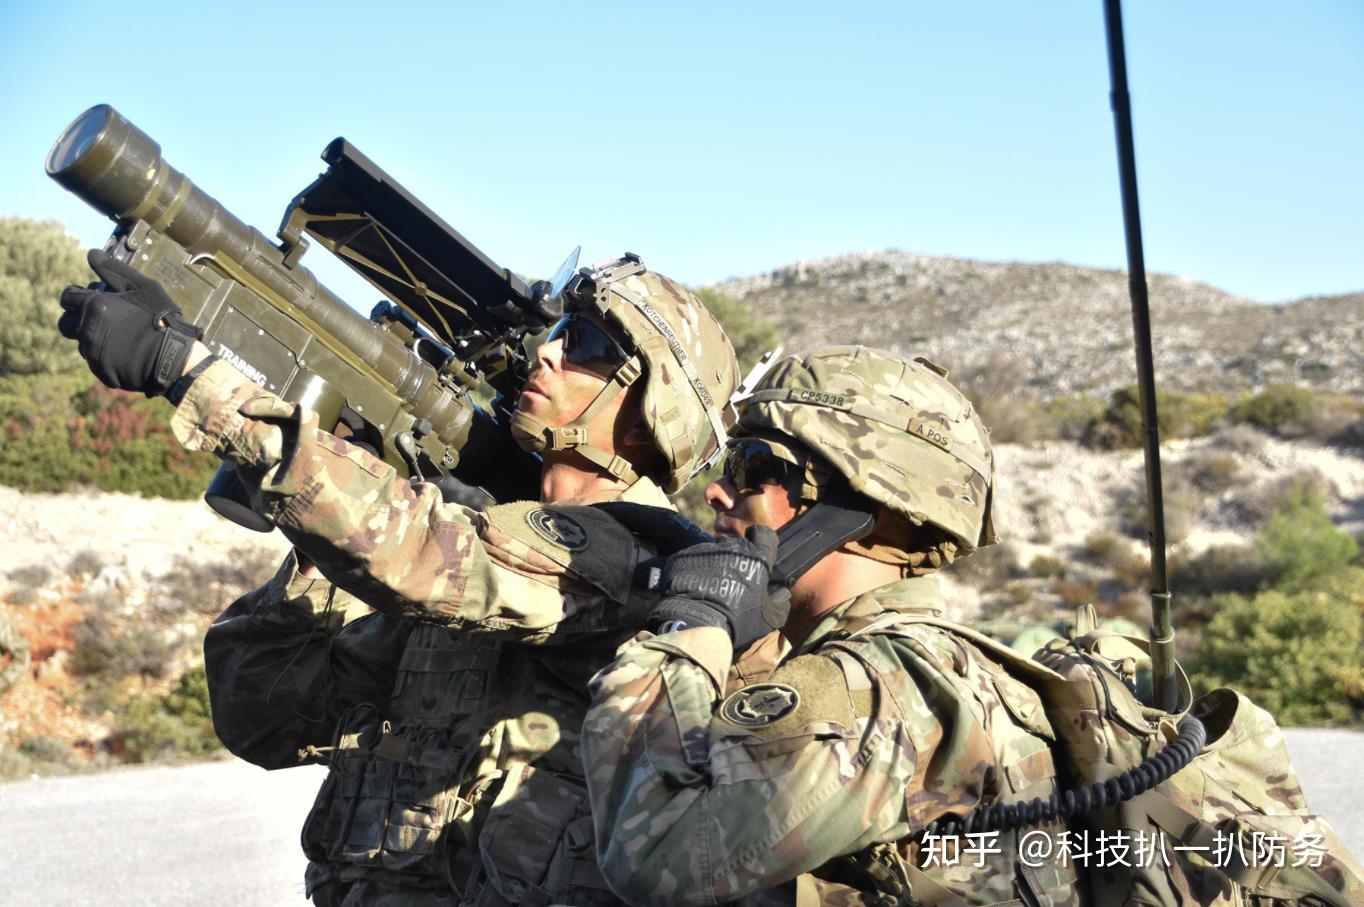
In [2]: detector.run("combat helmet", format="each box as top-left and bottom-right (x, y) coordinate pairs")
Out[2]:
(512, 254), (739, 493)
(731, 345), (996, 556)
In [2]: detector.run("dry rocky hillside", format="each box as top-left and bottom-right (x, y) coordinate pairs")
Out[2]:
(2, 251), (1362, 771)
(2, 427), (1361, 765)
(713, 251), (1364, 398)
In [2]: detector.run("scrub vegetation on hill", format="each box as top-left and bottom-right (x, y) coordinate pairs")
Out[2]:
(1, 217), (1361, 781)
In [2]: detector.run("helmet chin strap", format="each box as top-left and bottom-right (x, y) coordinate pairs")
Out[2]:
(510, 356), (645, 483)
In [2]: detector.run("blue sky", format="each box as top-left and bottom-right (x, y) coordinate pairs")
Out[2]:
(2, 1), (1360, 307)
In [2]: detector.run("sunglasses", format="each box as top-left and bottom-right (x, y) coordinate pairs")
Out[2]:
(723, 439), (796, 494)
(546, 314), (633, 368)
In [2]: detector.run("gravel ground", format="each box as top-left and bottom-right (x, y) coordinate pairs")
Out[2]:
(0, 730), (1360, 905)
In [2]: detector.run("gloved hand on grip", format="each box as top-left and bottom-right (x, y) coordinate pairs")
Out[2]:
(57, 249), (202, 396)
(650, 525), (780, 650)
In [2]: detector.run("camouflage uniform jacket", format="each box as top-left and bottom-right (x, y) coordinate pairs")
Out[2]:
(178, 360), (680, 905)
(582, 574), (1083, 906)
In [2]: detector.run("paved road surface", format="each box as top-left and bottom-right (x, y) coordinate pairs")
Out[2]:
(0, 758), (325, 906)
(1, 730), (1360, 905)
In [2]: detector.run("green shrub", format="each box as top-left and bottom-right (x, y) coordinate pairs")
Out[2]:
(0, 217), (91, 376)
(67, 549), (106, 581)
(1176, 544), (1267, 596)
(1052, 579), (1099, 608)
(1166, 391), (1230, 439)
(1118, 472), (1197, 545)
(110, 665), (221, 763)
(1028, 555), (1067, 579)
(1043, 394), (1105, 442)
(1237, 468), (1332, 526)
(69, 613), (180, 680)
(1181, 450), (1245, 493)
(1189, 584), (1364, 726)
(693, 288), (782, 374)
(1230, 384), (1322, 436)
(1209, 423), (1267, 455)
(1256, 482), (1358, 590)
(19, 734), (71, 764)
(1110, 552), (1152, 593)
(0, 373), (218, 498)
(1084, 385), (1228, 450)
(1081, 531), (1126, 566)
(7, 564), (51, 588)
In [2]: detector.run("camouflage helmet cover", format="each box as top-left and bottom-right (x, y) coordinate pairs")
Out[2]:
(577, 258), (740, 492)
(733, 345), (996, 553)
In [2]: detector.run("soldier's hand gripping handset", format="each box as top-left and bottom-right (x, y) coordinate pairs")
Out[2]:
(583, 347), (1087, 907)
(650, 525), (779, 650)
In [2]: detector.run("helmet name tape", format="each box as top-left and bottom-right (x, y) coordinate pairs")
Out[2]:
(609, 284), (731, 473)
(745, 387), (991, 481)
(793, 389), (847, 407)
(639, 302), (714, 409)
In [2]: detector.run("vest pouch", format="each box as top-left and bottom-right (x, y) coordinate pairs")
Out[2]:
(478, 763), (603, 904)
(302, 703), (383, 866)
(377, 724), (466, 875)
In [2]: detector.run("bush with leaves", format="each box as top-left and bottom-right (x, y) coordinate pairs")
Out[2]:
(1175, 544), (1267, 597)
(1188, 577), (1364, 726)
(69, 613), (180, 680)
(1043, 394), (1106, 442)
(1084, 385), (1227, 450)
(1256, 482), (1359, 590)
(0, 372), (219, 497)
(693, 287), (782, 373)
(1179, 449), (1245, 493)
(0, 217), (91, 376)
(946, 541), (1023, 590)
(110, 665), (221, 763)
(1028, 554), (1066, 579)
(151, 548), (282, 617)
(1118, 468), (1197, 545)
(1230, 384), (1321, 436)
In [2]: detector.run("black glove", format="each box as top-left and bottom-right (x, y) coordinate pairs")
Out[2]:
(58, 249), (202, 396)
(650, 525), (780, 649)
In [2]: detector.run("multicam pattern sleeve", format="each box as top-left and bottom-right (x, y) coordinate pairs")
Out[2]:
(170, 360), (589, 634)
(582, 625), (924, 906)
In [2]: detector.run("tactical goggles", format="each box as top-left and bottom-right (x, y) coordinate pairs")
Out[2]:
(546, 313), (633, 369)
(722, 439), (799, 494)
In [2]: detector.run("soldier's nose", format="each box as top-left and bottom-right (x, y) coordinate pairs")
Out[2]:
(538, 336), (565, 371)
(706, 478), (736, 514)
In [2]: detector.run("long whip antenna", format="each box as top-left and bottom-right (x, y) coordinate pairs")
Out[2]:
(1103, 0), (1178, 711)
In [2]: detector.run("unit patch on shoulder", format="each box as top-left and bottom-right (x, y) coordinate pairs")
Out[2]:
(525, 509), (589, 551)
(720, 683), (800, 727)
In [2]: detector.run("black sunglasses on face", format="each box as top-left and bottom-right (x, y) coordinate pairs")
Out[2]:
(546, 314), (632, 368)
(723, 439), (796, 494)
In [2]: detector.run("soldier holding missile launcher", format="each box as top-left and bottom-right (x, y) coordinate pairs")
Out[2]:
(50, 105), (743, 906)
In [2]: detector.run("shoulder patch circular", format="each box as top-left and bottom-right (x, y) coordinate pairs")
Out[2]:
(720, 683), (800, 727)
(526, 509), (589, 551)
